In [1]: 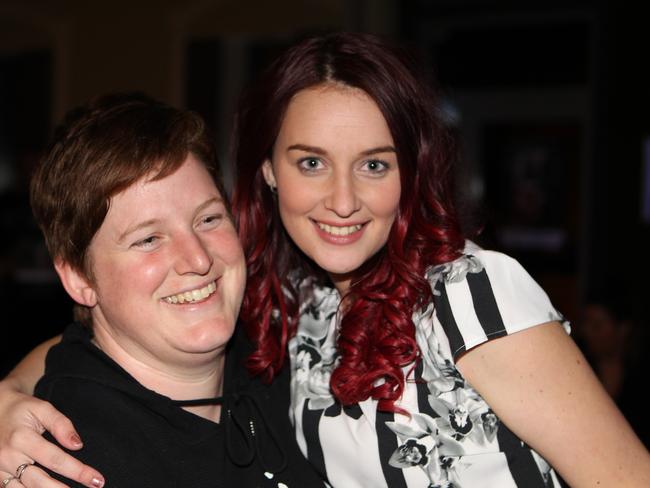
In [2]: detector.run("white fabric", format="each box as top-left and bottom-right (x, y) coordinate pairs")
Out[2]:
(289, 242), (568, 487)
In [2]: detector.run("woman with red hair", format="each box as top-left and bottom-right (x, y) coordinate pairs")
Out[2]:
(227, 32), (649, 487)
(1, 32), (649, 488)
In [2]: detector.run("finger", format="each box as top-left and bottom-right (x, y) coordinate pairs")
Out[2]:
(28, 404), (82, 451)
(15, 431), (103, 488)
(0, 455), (66, 488)
(0, 471), (23, 488)
(18, 464), (73, 488)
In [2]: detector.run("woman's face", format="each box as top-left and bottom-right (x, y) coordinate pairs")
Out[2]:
(264, 84), (401, 292)
(82, 154), (246, 369)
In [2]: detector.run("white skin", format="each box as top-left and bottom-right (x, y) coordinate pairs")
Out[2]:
(65, 154), (245, 403)
(0, 154), (246, 487)
(1, 85), (650, 487)
(262, 83), (401, 293)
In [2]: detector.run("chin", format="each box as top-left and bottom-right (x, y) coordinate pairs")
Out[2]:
(315, 249), (374, 274)
(182, 319), (235, 350)
(317, 261), (358, 276)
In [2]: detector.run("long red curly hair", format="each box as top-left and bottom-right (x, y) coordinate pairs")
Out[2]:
(231, 32), (465, 411)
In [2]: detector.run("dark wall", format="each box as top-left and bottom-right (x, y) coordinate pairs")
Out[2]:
(1, 1), (649, 378)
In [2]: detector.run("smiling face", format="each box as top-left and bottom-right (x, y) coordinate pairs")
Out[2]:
(63, 154), (246, 369)
(263, 84), (401, 292)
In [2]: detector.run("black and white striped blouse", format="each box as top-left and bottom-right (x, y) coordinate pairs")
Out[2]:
(288, 241), (568, 488)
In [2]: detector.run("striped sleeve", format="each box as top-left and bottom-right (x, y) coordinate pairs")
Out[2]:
(431, 248), (567, 360)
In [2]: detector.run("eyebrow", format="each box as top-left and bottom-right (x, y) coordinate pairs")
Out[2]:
(287, 144), (329, 156)
(117, 218), (161, 245)
(287, 144), (396, 158)
(360, 146), (396, 156)
(116, 196), (224, 244)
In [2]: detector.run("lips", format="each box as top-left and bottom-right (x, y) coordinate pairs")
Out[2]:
(162, 281), (217, 304)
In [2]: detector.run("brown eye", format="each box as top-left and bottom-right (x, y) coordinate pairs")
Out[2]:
(198, 214), (223, 229)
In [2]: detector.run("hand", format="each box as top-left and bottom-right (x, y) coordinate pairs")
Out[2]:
(0, 380), (105, 488)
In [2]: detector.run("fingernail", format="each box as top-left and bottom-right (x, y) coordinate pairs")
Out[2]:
(71, 433), (83, 446)
(90, 477), (105, 488)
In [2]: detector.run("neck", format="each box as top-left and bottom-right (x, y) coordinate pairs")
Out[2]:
(92, 323), (225, 422)
(329, 273), (351, 295)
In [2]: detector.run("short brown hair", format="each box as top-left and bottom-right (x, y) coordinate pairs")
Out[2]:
(30, 92), (225, 322)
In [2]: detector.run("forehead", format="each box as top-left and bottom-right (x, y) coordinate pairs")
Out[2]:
(279, 84), (393, 143)
(100, 155), (222, 232)
(116, 156), (217, 203)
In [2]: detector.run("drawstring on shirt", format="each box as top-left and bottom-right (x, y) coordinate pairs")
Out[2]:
(172, 391), (288, 474)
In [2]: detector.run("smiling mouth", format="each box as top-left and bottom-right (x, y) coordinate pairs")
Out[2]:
(162, 281), (217, 304)
(315, 221), (364, 236)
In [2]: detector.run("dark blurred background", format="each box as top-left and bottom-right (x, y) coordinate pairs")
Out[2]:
(1, 0), (649, 442)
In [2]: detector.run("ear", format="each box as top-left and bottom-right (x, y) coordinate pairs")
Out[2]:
(261, 160), (277, 189)
(54, 259), (98, 308)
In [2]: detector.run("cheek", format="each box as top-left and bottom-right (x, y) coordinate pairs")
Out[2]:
(219, 235), (247, 305)
(278, 185), (318, 217)
(210, 227), (245, 264)
(95, 254), (168, 302)
(276, 189), (318, 247)
(372, 181), (401, 220)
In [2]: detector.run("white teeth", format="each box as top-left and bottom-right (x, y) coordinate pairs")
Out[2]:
(317, 222), (362, 236)
(163, 281), (217, 304)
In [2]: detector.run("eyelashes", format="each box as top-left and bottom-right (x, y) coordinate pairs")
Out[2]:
(132, 235), (159, 249)
(296, 156), (392, 176)
(297, 157), (325, 172)
(129, 213), (225, 251)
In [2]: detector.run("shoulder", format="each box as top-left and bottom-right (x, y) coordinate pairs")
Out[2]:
(37, 379), (164, 485)
(37, 376), (227, 486)
(426, 240), (533, 287)
(422, 241), (568, 359)
(426, 241), (560, 318)
(35, 333), (167, 439)
(36, 375), (148, 438)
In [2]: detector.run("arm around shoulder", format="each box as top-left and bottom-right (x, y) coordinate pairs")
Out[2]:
(0, 336), (105, 488)
(457, 321), (650, 487)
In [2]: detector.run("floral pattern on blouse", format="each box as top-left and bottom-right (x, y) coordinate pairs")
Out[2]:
(289, 247), (566, 488)
(382, 256), (501, 487)
(289, 283), (340, 412)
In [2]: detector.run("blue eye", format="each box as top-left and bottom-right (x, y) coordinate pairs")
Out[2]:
(361, 159), (389, 174)
(298, 157), (324, 172)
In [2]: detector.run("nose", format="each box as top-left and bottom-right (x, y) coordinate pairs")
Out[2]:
(174, 232), (213, 276)
(324, 172), (360, 218)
